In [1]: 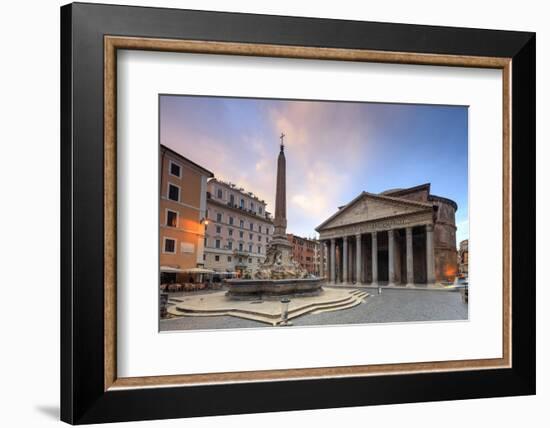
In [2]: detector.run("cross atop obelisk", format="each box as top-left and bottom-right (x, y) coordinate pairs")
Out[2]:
(280, 132), (285, 151)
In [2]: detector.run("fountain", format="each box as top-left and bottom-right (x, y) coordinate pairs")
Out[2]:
(226, 134), (323, 300)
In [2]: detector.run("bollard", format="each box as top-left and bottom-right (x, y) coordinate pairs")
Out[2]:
(279, 297), (292, 326)
(378, 287), (382, 295)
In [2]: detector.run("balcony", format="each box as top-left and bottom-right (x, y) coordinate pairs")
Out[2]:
(233, 249), (249, 257)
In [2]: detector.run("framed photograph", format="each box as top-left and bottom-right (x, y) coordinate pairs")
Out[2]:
(61, 2), (535, 424)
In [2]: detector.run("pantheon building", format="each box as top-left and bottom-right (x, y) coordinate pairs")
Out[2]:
(316, 184), (458, 286)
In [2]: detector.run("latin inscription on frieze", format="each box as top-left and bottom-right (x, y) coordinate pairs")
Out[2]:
(319, 212), (432, 239)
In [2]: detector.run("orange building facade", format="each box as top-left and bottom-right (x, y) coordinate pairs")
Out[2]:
(159, 145), (213, 281)
(286, 233), (320, 275)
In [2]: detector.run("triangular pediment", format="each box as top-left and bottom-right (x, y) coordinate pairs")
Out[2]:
(317, 192), (432, 231)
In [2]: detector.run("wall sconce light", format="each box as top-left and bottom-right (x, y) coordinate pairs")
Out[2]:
(200, 218), (209, 225)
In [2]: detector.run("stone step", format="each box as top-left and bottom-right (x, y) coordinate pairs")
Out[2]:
(167, 291), (371, 326)
(290, 293), (369, 318)
(311, 299), (363, 315)
(286, 297), (357, 320)
(170, 296), (359, 325)
(172, 294), (355, 319)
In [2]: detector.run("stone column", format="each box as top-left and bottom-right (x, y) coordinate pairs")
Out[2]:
(371, 232), (378, 285)
(426, 224), (436, 285)
(355, 233), (362, 284)
(406, 227), (414, 287)
(352, 244), (356, 281)
(319, 241), (325, 278)
(342, 236), (349, 284)
(330, 238), (336, 284)
(388, 230), (395, 285)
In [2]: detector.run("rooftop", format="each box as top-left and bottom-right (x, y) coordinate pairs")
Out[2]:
(208, 178), (267, 204)
(160, 144), (214, 178)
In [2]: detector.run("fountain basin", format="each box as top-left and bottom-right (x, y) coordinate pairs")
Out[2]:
(226, 277), (323, 301)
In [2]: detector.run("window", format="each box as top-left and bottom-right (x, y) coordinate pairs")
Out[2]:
(204, 237), (207, 246)
(258, 235), (261, 242)
(166, 210), (177, 227)
(257, 245), (261, 254)
(227, 256), (232, 262)
(259, 206), (263, 214)
(249, 222), (254, 231)
(249, 233), (253, 240)
(203, 254), (206, 260)
(230, 194), (234, 205)
(248, 244), (253, 253)
(168, 184), (179, 202)
(248, 258), (252, 263)
(216, 226), (221, 234)
(239, 231), (243, 238)
(216, 212), (222, 222)
(229, 216), (234, 225)
(228, 228), (233, 236)
(227, 241), (233, 250)
(239, 243), (243, 251)
(164, 238), (175, 253)
(250, 202), (255, 211)
(169, 161), (181, 177)
(215, 255), (220, 262)
(215, 239), (221, 249)
(259, 225), (262, 233)
(217, 188), (223, 199)
(240, 199), (245, 208)
(239, 220), (244, 228)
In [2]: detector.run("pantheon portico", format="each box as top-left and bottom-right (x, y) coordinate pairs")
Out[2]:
(316, 184), (458, 286)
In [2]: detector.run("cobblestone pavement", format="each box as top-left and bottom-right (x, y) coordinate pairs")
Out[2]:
(160, 288), (468, 332)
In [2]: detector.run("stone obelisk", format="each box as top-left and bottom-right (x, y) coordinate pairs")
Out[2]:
(254, 133), (306, 279)
(273, 133), (289, 244)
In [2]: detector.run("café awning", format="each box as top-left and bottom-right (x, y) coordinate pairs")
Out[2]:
(180, 267), (216, 274)
(160, 266), (184, 273)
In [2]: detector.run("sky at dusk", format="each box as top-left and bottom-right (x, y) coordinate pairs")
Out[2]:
(160, 95), (469, 246)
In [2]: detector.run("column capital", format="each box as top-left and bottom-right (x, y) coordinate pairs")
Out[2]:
(387, 229), (394, 237)
(372, 231), (378, 238)
(355, 232), (362, 240)
(426, 224), (434, 232)
(406, 226), (413, 235)
(343, 235), (348, 242)
(330, 237), (336, 244)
